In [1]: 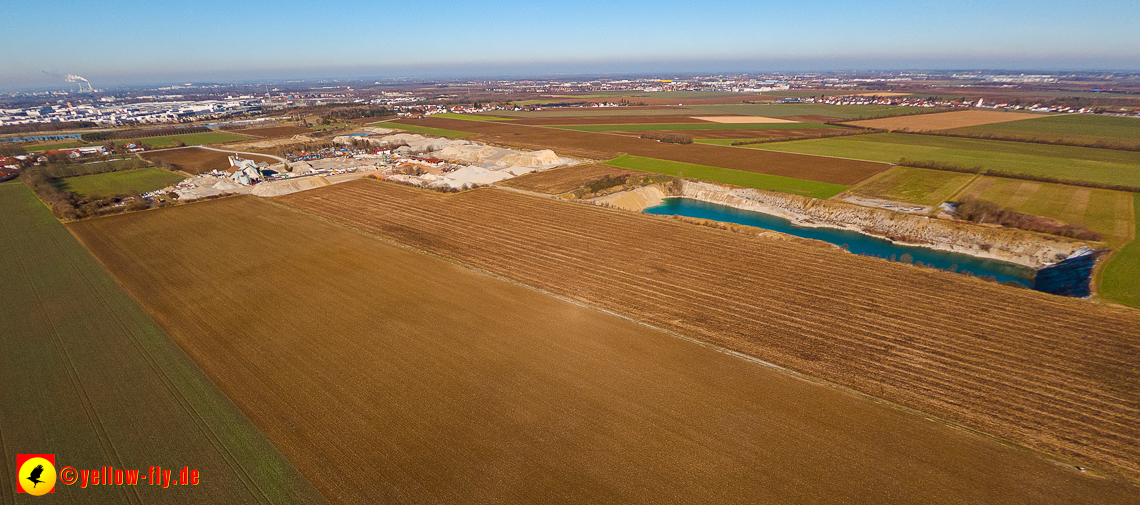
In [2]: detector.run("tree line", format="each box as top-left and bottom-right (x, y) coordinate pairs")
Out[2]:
(954, 197), (1103, 241)
(81, 126), (210, 142)
(0, 121), (98, 135)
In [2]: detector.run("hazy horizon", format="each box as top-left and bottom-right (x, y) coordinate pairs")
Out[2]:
(3, 0), (1137, 92)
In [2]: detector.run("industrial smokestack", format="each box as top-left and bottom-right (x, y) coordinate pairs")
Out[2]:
(66, 74), (93, 92)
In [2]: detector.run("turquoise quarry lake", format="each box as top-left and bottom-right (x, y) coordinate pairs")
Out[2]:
(644, 198), (1037, 287)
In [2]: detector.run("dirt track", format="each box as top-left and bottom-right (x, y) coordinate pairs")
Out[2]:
(279, 180), (1140, 482)
(399, 117), (888, 185)
(69, 195), (1140, 503)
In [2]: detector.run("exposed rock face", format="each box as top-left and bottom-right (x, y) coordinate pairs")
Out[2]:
(680, 181), (1084, 268)
(593, 185), (666, 211)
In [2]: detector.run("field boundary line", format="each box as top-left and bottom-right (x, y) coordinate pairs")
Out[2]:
(268, 186), (1108, 479)
(1090, 193), (1139, 301)
(66, 220), (284, 505)
(945, 173), (985, 203)
(5, 218), (138, 504)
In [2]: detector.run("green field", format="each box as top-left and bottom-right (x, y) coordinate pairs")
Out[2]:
(947, 114), (1140, 147)
(367, 121), (476, 138)
(434, 113), (516, 121)
(0, 182), (328, 503)
(310, 122), (351, 131)
(119, 131), (247, 147)
(554, 123), (839, 132)
(849, 166), (977, 206)
(22, 141), (86, 152)
(750, 133), (1140, 187)
(1100, 194), (1140, 308)
(604, 155), (849, 199)
(959, 176), (1136, 246)
(54, 167), (184, 195)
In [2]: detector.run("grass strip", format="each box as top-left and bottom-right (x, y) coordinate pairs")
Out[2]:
(604, 155), (848, 199)
(1100, 193), (1140, 308)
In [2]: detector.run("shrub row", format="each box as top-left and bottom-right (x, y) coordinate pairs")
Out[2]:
(640, 132), (693, 144)
(955, 197), (1103, 241)
(0, 121), (98, 135)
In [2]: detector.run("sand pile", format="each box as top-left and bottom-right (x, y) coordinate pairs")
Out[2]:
(434, 145), (507, 165)
(436, 166), (516, 188)
(497, 149), (565, 168)
(381, 134), (452, 152)
(251, 176), (331, 197)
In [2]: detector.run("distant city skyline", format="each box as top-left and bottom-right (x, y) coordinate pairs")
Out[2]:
(2, 0), (1137, 91)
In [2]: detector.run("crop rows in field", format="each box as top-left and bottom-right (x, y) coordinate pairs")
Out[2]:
(846, 165), (976, 206)
(498, 164), (632, 194)
(279, 180), (1140, 482)
(0, 183), (326, 504)
(846, 110), (1043, 131)
(67, 194), (1140, 502)
(751, 133), (1140, 187)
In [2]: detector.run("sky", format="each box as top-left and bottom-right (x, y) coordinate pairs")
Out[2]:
(2, 0), (1138, 91)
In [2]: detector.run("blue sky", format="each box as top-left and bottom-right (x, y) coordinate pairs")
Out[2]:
(2, 0), (1137, 90)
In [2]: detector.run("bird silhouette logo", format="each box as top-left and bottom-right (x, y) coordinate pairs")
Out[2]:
(28, 464), (45, 487)
(17, 454), (56, 496)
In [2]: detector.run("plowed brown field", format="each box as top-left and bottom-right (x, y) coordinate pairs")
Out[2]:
(140, 146), (278, 174)
(498, 164), (631, 194)
(280, 180), (1140, 482)
(397, 118), (888, 185)
(68, 195), (1140, 503)
(847, 110), (1043, 131)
